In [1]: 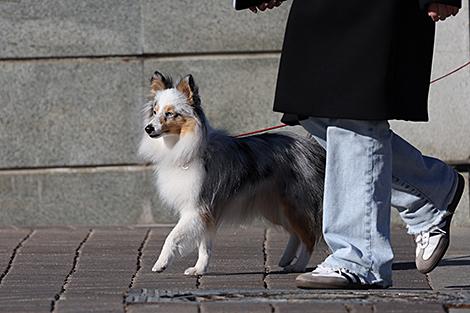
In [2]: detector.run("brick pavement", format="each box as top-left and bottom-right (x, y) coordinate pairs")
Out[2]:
(0, 226), (469, 313)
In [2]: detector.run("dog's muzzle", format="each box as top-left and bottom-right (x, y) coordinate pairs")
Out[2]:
(145, 124), (161, 138)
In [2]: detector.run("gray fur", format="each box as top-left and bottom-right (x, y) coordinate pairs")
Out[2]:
(200, 130), (324, 229)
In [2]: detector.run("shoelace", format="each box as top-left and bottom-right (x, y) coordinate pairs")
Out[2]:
(415, 223), (447, 249)
(313, 265), (366, 284)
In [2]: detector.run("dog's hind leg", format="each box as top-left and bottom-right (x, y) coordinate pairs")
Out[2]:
(278, 234), (300, 267)
(184, 233), (213, 276)
(280, 200), (317, 272)
(152, 212), (203, 273)
(283, 242), (312, 273)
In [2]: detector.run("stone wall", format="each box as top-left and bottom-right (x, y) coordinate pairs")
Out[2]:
(0, 1), (468, 225)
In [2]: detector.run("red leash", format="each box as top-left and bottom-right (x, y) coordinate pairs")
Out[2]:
(234, 123), (288, 138)
(235, 60), (470, 138)
(430, 60), (470, 84)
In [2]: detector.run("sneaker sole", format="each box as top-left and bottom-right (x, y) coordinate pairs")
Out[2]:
(295, 276), (384, 290)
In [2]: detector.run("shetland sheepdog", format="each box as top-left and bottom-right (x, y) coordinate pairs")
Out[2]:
(139, 71), (325, 276)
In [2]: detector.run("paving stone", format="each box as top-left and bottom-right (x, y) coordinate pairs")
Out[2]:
(131, 276), (197, 291)
(133, 228), (199, 290)
(389, 227), (431, 290)
(0, 229), (88, 313)
(14, 245), (80, 255)
(54, 294), (125, 313)
(0, 255), (11, 270)
(275, 303), (348, 313)
(53, 229), (148, 310)
(0, 299), (53, 313)
(142, 0), (290, 54)
(67, 278), (131, 290)
(200, 228), (265, 289)
(127, 303), (199, 313)
(201, 302), (271, 313)
(200, 274), (265, 290)
(346, 304), (375, 313)
(428, 228), (470, 290)
(1, 226), (468, 312)
(8, 264), (71, 276)
(0, 229), (30, 276)
(0, 229), (31, 246)
(374, 303), (447, 312)
(0, 0), (141, 58)
(14, 254), (73, 264)
(0, 286), (62, 297)
(0, 229), (88, 294)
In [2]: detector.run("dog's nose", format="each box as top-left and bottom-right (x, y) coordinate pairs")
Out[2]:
(145, 124), (155, 134)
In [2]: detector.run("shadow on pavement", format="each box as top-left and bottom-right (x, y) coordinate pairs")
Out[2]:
(392, 255), (470, 271)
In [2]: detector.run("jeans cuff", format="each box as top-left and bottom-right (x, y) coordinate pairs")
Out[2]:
(405, 209), (448, 235)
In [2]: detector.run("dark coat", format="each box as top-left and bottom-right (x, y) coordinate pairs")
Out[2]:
(273, 0), (460, 125)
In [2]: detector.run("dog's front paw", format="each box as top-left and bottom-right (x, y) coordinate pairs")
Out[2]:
(184, 266), (205, 276)
(152, 260), (168, 273)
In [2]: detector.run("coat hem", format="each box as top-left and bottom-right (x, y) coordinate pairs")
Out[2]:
(274, 108), (429, 126)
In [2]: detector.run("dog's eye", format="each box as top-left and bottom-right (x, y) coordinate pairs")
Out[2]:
(165, 112), (174, 118)
(153, 110), (157, 115)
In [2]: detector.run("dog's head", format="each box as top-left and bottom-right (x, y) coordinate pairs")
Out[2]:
(143, 71), (201, 139)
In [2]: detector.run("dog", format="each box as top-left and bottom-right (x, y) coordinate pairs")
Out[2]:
(138, 71), (325, 276)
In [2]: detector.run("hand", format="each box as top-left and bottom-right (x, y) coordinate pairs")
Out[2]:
(427, 3), (459, 22)
(249, 0), (284, 13)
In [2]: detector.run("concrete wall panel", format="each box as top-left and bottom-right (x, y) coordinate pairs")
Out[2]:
(0, 0), (142, 58)
(142, 0), (290, 54)
(0, 59), (143, 168)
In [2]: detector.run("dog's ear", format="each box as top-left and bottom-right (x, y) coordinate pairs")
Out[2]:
(176, 74), (200, 106)
(150, 71), (171, 95)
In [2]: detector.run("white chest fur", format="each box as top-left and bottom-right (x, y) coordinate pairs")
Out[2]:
(155, 161), (204, 213)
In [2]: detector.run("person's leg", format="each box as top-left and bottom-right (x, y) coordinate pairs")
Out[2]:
(301, 117), (464, 277)
(390, 131), (464, 274)
(390, 132), (458, 235)
(301, 117), (394, 287)
(301, 117), (460, 233)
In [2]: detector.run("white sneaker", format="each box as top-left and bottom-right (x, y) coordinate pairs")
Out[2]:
(295, 265), (383, 289)
(415, 173), (465, 274)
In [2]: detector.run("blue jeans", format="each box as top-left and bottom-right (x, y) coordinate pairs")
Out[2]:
(300, 117), (458, 287)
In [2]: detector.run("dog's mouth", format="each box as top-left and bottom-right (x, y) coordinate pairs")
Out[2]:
(148, 130), (174, 139)
(148, 132), (163, 138)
